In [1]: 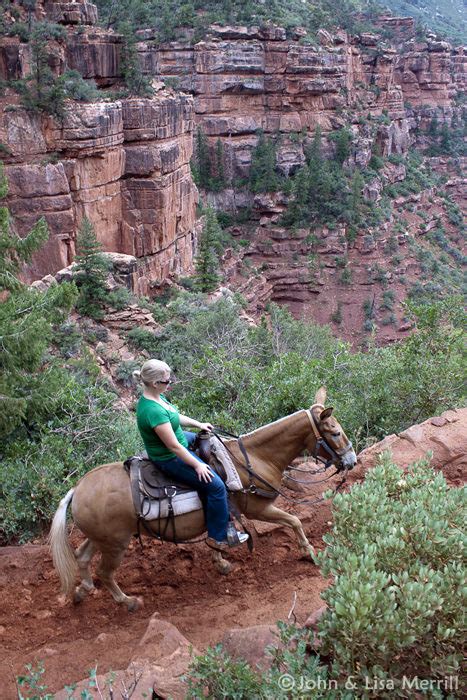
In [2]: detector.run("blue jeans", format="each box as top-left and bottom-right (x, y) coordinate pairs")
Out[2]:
(152, 431), (229, 541)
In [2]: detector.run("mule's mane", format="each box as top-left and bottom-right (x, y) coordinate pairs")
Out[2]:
(240, 409), (306, 448)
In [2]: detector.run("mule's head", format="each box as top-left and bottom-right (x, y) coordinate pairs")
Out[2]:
(304, 387), (357, 471)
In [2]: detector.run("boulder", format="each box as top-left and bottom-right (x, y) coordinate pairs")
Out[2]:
(220, 625), (280, 670)
(357, 408), (467, 486)
(55, 615), (197, 700)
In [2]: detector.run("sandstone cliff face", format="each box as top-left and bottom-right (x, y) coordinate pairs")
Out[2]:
(0, 1), (198, 290)
(138, 17), (465, 344)
(1, 5), (465, 328)
(143, 18), (465, 176)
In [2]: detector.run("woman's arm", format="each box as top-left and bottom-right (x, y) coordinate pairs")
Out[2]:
(179, 414), (213, 432)
(154, 422), (212, 482)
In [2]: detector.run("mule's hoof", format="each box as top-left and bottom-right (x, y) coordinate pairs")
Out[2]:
(127, 596), (143, 613)
(73, 588), (85, 604)
(300, 546), (316, 561)
(217, 560), (233, 575)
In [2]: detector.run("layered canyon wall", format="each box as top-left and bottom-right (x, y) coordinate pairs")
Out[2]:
(0, 1), (198, 291)
(0, 2), (465, 333)
(137, 19), (465, 341)
(141, 19), (464, 180)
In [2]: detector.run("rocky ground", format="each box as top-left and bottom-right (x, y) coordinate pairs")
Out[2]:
(0, 408), (465, 699)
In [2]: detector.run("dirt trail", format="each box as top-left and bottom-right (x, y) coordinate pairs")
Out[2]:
(0, 495), (332, 699)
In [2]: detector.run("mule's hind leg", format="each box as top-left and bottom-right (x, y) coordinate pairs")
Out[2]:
(73, 539), (96, 603)
(96, 543), (142, 612)
(255, 504), (314, 559)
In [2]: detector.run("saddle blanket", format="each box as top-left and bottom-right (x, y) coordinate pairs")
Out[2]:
(140, 488), (203, 521)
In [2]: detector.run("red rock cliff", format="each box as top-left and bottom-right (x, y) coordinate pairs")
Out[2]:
(0, 1), (198, 291)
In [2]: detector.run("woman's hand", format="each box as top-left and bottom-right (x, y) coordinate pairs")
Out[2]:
(199, 422), (213, 432)
(195, 463), (213, 483)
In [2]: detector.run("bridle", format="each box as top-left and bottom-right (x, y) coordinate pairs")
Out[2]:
(305, 404), (354, 470)
(213, 407), (353, 505)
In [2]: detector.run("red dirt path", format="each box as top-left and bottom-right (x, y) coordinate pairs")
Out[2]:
(0, 495), (333, 699)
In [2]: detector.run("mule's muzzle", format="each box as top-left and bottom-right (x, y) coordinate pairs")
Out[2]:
(339, 447), (357, 471)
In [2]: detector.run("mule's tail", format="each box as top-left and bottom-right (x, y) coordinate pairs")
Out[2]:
(49, 489), (77, 596)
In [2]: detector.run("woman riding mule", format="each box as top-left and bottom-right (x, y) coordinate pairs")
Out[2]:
(50, 387), (357, 611)
(134, 359), (248, 551)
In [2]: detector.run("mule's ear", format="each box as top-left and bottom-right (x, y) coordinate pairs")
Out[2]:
(314, 386), (327, 406)
(320, 407), (334, 420)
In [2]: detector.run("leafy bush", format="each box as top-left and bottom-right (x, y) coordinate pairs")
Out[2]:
(115, 359), (141, 387)
(106, 286), (134, 310)
(185, 621), (332, 699)
(58, 69), (100, 102)
(1, 353), (141, 542)
(185, 458), (465, 699)
(315, 455), (466, 693)
(127, 326), (159, 353)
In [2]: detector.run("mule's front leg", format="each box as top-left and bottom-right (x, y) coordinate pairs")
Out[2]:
(211, 549), (233, 574)
(255, 504), (314, 559)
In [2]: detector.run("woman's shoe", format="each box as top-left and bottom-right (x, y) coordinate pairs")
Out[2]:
(206, 531), (249, 552)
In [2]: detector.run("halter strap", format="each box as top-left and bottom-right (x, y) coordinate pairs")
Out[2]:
(306, 407), (354, 462)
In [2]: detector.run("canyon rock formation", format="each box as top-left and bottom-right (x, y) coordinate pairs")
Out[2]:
(0, 2), (198, 293)
(0, 3), (465, 342)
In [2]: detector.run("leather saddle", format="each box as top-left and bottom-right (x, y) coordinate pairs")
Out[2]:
(140, 458), (193, 499)
(124, 429), (213, 501)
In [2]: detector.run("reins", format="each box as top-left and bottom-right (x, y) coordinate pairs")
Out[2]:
(213, 408), (351, 506)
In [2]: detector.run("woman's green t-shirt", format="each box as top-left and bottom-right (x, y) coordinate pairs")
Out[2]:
(136, 395), (188, 461)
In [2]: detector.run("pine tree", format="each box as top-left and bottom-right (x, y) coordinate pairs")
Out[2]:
(194, 127), (211, 190)
(119, 20), (153, 97)
(74, 218), (111, 320)
(211, 138), (225, 192)
(19, 21), (68, 118)
(333, 127), (352, 165)
(0, 163), (77, 437)
(0, 170), (48, 293)
(249, 130), (279, 193)
(194, 207), (221, 293)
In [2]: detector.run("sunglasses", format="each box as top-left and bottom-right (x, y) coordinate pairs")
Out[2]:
(158, 379), (172, 385)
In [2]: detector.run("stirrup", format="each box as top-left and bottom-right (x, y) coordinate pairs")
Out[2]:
(206, 531), (249, 553)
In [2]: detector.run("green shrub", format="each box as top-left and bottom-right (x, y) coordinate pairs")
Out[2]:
(115, 359), (140, 388)
(53, 320), (82, 357)
(0, 351), (141, 542)
(339, 268), (352, 285)
(185, 621), (332, 699)
(107, 286), (133, 310)
(58, 69), (100, 102)
(126, 326), (158, 353)
(315, 455), (466, 695)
